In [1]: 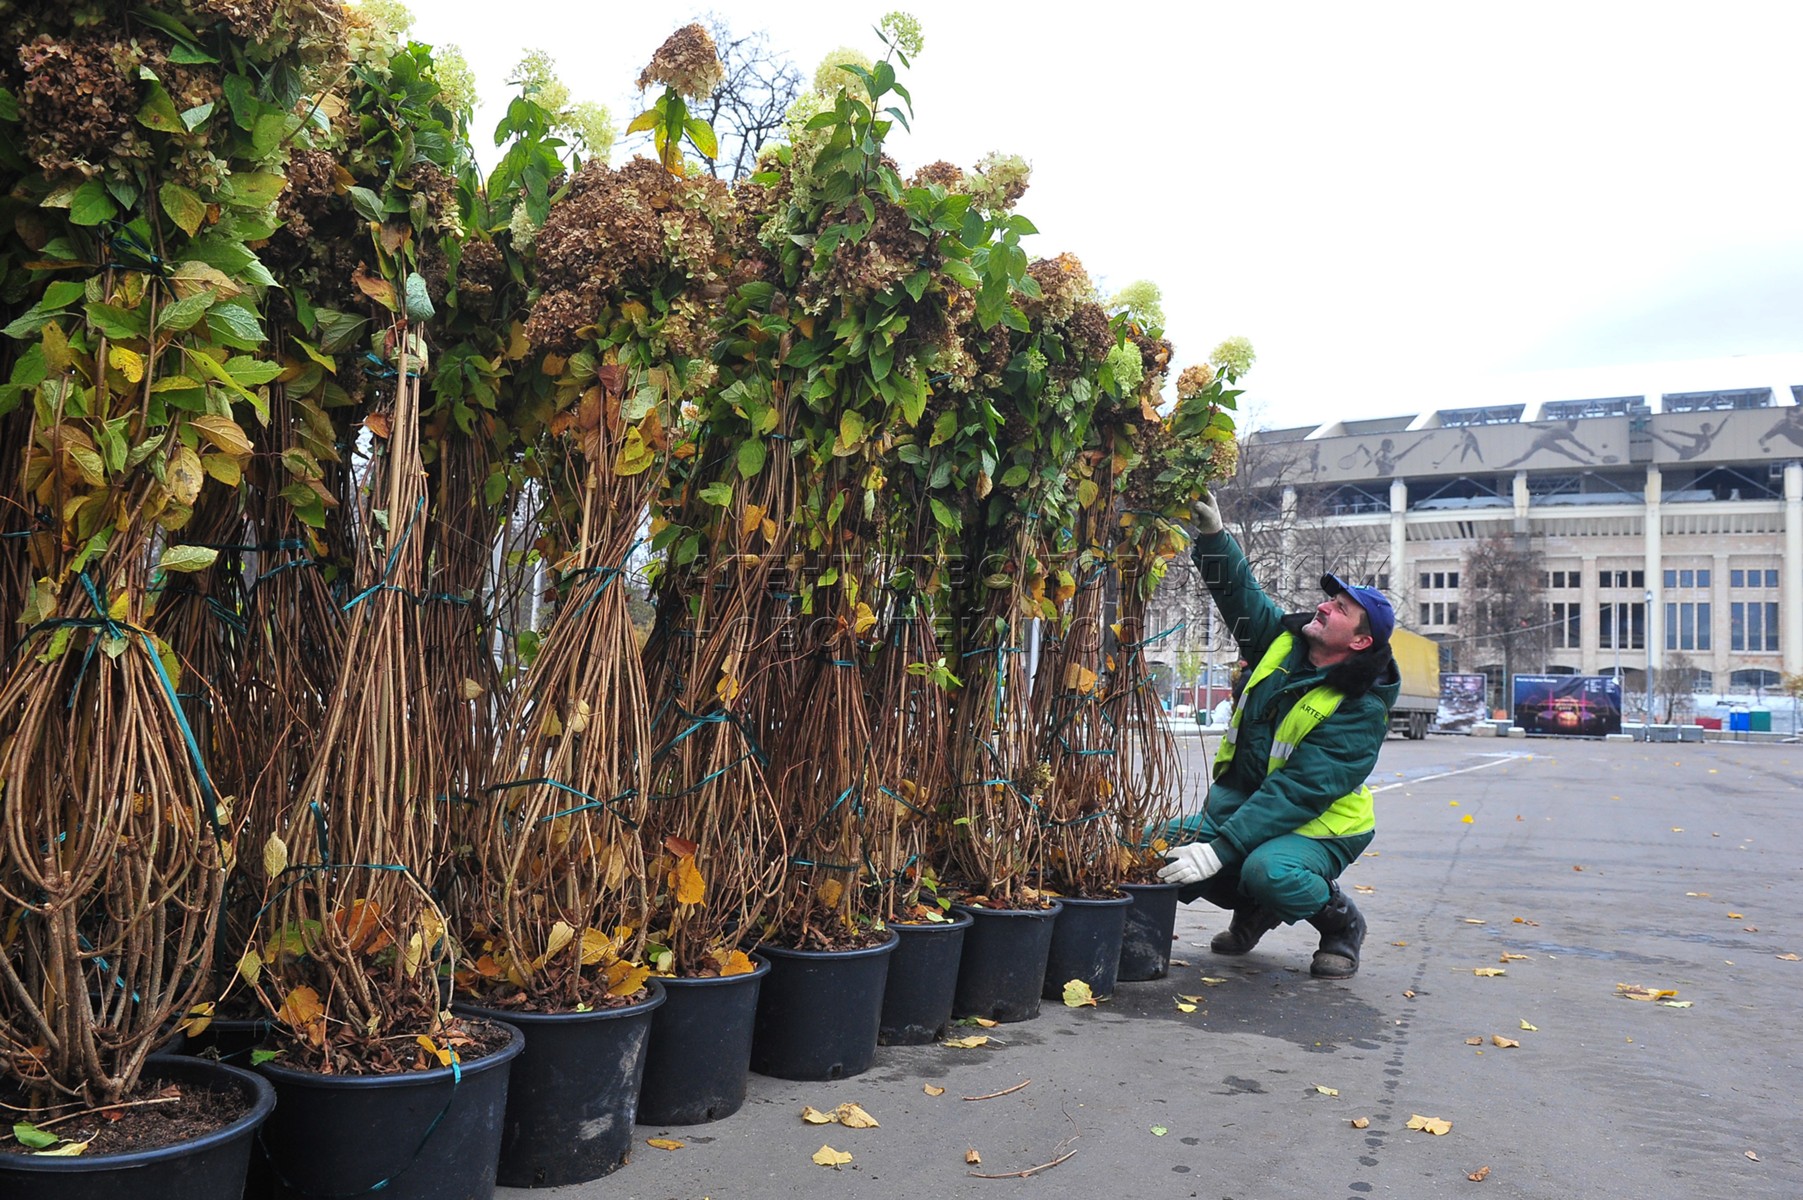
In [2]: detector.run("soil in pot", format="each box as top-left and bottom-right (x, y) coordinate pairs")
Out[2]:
(0, 1056), (275, 1200)
(636, 957), (769, 1126)
(1118, 880), (1181, 981)
(454, 981), (665, 1188)
(950, 899), (1063, 1023)
(1041, 892), (1132, 1001)
(878, 911), (973, 1045)
(751, 929), (898, 1080)
(253, 1016), (524, 1200)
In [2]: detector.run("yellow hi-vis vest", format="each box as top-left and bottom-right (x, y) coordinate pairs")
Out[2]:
(1211, 632), (1376, 839)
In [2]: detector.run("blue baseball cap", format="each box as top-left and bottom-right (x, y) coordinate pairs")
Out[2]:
(1320, 573), (1395, 646)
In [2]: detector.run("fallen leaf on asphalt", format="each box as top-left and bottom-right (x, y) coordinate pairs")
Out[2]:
(1491, 1036), (1520, 1048)
(1201, 977), (1228, 986)
(1727, 912), (1743, 919)
(965, 1017), (999, 1028)
(1462, 815), (1474, 824)
(925, 1084), (945, 1096)
(813, 1146), (852, 1167)
(1686, 892), (1711, 898)
(1175, 1002), (1197, 1014)
(1573, 865), (1585, 871)
(1671, 827), (1684, 832)
(1351, 1117), (1370, 1129)
(1170, 958), (1191, 967)
(1450, 800), (1460, 806)
(1314, 1085), (1339, 1096)
(966, 1148), (982, 1164)
(1616, 984), (1677, 1001)
(1407, 1114), (1453, 1135)
(801, 1106), (834, 1124)
(1403, 990), (1416, 999)
(1392, 940), (1409, 947)
(1776, 954), (1800, 962)
(944, 1036), (990, 1048)
(1179, 994), (1204, 1003)
(1659, 1000), (1693, 1009)
(1513, 917), (1540, 926)
(1061, 979), (1097, 1007)
(1520, 1020), (1538, 1031)
(1744, 927), (1758, 932)
(1465, 1036), (1483, 1045)
(1500, 953), (1528, 962)
(1474, 968), (1506, 977)
(1363, 850), (1380, 857)
(1353, 885), (1376, 894)
(835, 1103), (879, 1129)
(1469, 1165), (1492, 1181)
(646, 1138), (684, 1151)
(1151, 1125), (1168, 1136)
(1463, 919), (1486, 925)
(1745, 1151), (1760, 1162)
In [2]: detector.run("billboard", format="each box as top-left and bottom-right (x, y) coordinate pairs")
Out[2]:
(1437, 673), (1489, 730)
(1511, 675), (1622, 737)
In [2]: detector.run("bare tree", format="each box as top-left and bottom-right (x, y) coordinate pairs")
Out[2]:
(695, 15), (803, 180)
(1651, 650), (1699, 723)
(1462, 534), (1549, 710)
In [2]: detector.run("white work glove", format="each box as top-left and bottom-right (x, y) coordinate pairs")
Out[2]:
(1189, 490), (1223, 536)
(1157, 842), (1223, 886)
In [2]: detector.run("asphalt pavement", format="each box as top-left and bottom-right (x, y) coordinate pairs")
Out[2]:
(509, 736), (1803, 1200)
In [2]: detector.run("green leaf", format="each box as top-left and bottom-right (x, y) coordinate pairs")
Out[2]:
(684, 117), (718, 160)
(157, 289), (216, 333)
(227, 171), (285, 210)
(157, 544), (220, 573)
(136, 83), (185, 133)
(68, 179), (118, 227)
(625, 108), (659, 135)
(930, 409), (957, 448)
(929, 497), (957, 530)
(85, 302), (147, 339)
(347, 187), (384, 224)
(736, 439), (767, 479)
(942, 260), (980, 290)
(225, 356), (283, 386)
(0, 87), (18, 123)
(251, 111), (289, 159)
(205, 303), (265, 350)
(168, 41), (219, 65)
(838, 409), (866, 450)
(1000, 464), (1030, 488)
(12, 1123), (57, 1149)
(159, 181), (207, 236)
(250, 1049), (282, 1066)
(180, 101), (215, 131)
(222, 74), (258, 130)
(698, 481), (733, 507)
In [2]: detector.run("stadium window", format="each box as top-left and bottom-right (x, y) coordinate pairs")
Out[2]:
(1446, 602), (1458, 625)
(1420, 603), (1431, 626)
(1446, 571), (1458, 588)
(1420, 572), (1431, 590)
(1731, 602), (1780, 652)
(1731, 569), (1744, 587)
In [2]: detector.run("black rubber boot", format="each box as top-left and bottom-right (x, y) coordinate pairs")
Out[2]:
(1307, 881), (1366, 978)
(1210, 905), (1281, 956)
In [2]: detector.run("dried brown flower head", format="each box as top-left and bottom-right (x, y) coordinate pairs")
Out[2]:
(636, 24), (724, 99)
(1175, 363), (1216, 399)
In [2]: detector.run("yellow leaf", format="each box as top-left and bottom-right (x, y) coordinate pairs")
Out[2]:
(580, 928), (615, 966)
(416, 1035), (453, 1066)
(1519, 1019), (1538, 1031)
(1314, 1085), (1339, 1096)
(835, 1103), (879, 1129)
(34, 1140), (90, 1156)
(1175, 1002), (1197, 1014)
(460, 678), (485, 700)
(801, 1106), (835, 1125)
(1473, 968), (1506, 977)
(969, 1016), (998, 1027)
(1350, 1117), (1370, 1129)
(565, 698), (591, 735)
(108, 345), (145, 383)
(741, 503), (766, 537)
(646, 1137), (684, 1151)
(277, 985), (323, 1029)
(237, 948), (263, 987)
(818, 876), (844, 910)
(262, 834), (288, 879)
(812, 1145), (852, 1167)
(715, 671), (740, 705)
(168, 444), (204, 506)
(1469, 1165), (1492, 1181)
(1491, 1036), (1520, 1048)
(671, 854), (706, 906)
(1465, 1036), (1483, 1045)
(604, 960), (651, 998)
(1061, 979), (1096, 1007)
(539, 707), (563, 737)
(720, 949), (755, 977)
(1406, 1114), (1452, 1136)
(1776, 953), (1800, 962)
(1200, 977), (1228, 986)
(853, 601), (877, 637)
(1615, 983), (1676, 1002)
(965, 1148), (982, 1164)
(175, 1002), (215, 1038)
(1660, 1000), (1693, 1008)
(1727, 912), (1743, 920)
(943, 1036), (989, 1049)
(1499, 953), (1528, 962)
(1461, 814), (1474, 824)
(402, 932), (425, 976)
(924, 1084), (945, 1096)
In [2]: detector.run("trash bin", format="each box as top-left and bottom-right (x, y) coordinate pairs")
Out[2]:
(1749, 709), (1771, 732)
(1728, 711), (1750, 733)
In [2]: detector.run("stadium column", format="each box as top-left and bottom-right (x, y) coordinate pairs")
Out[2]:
(1785, 461), (1802, 677)
(1644, 465), (1662, 678)
(1390, 479), (1407, 597)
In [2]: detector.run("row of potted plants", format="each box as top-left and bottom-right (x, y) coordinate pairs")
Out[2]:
(0, 7), (1244, 1196)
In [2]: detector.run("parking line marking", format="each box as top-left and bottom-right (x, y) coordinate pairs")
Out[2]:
(1371, 756), (1526, 793)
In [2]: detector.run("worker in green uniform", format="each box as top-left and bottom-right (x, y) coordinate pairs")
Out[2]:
(1157, 492), (1400, 978)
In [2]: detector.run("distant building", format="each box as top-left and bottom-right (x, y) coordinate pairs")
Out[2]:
(1148, 356), (1803, 708)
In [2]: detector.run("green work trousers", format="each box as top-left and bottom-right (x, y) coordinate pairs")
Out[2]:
(1163, 815), (1372, 923)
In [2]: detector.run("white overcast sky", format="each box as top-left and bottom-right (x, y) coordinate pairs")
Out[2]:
(409, 1), (1803, 429)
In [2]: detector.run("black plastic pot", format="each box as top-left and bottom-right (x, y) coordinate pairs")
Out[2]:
(751, 929), (899, 1080)
(1118, 881), (1181, 981)
(879, 911), (974, 1045)
(1042, 893), (1132, 1000)
(453, 981), (663, 1188)
(950, 900), (1063, 1023)
(254, 1017), (524, 1200)
(176, 1015), (274, 1063)
(0, 1056), (274, 1200)
(636, 956), (769, 1126)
